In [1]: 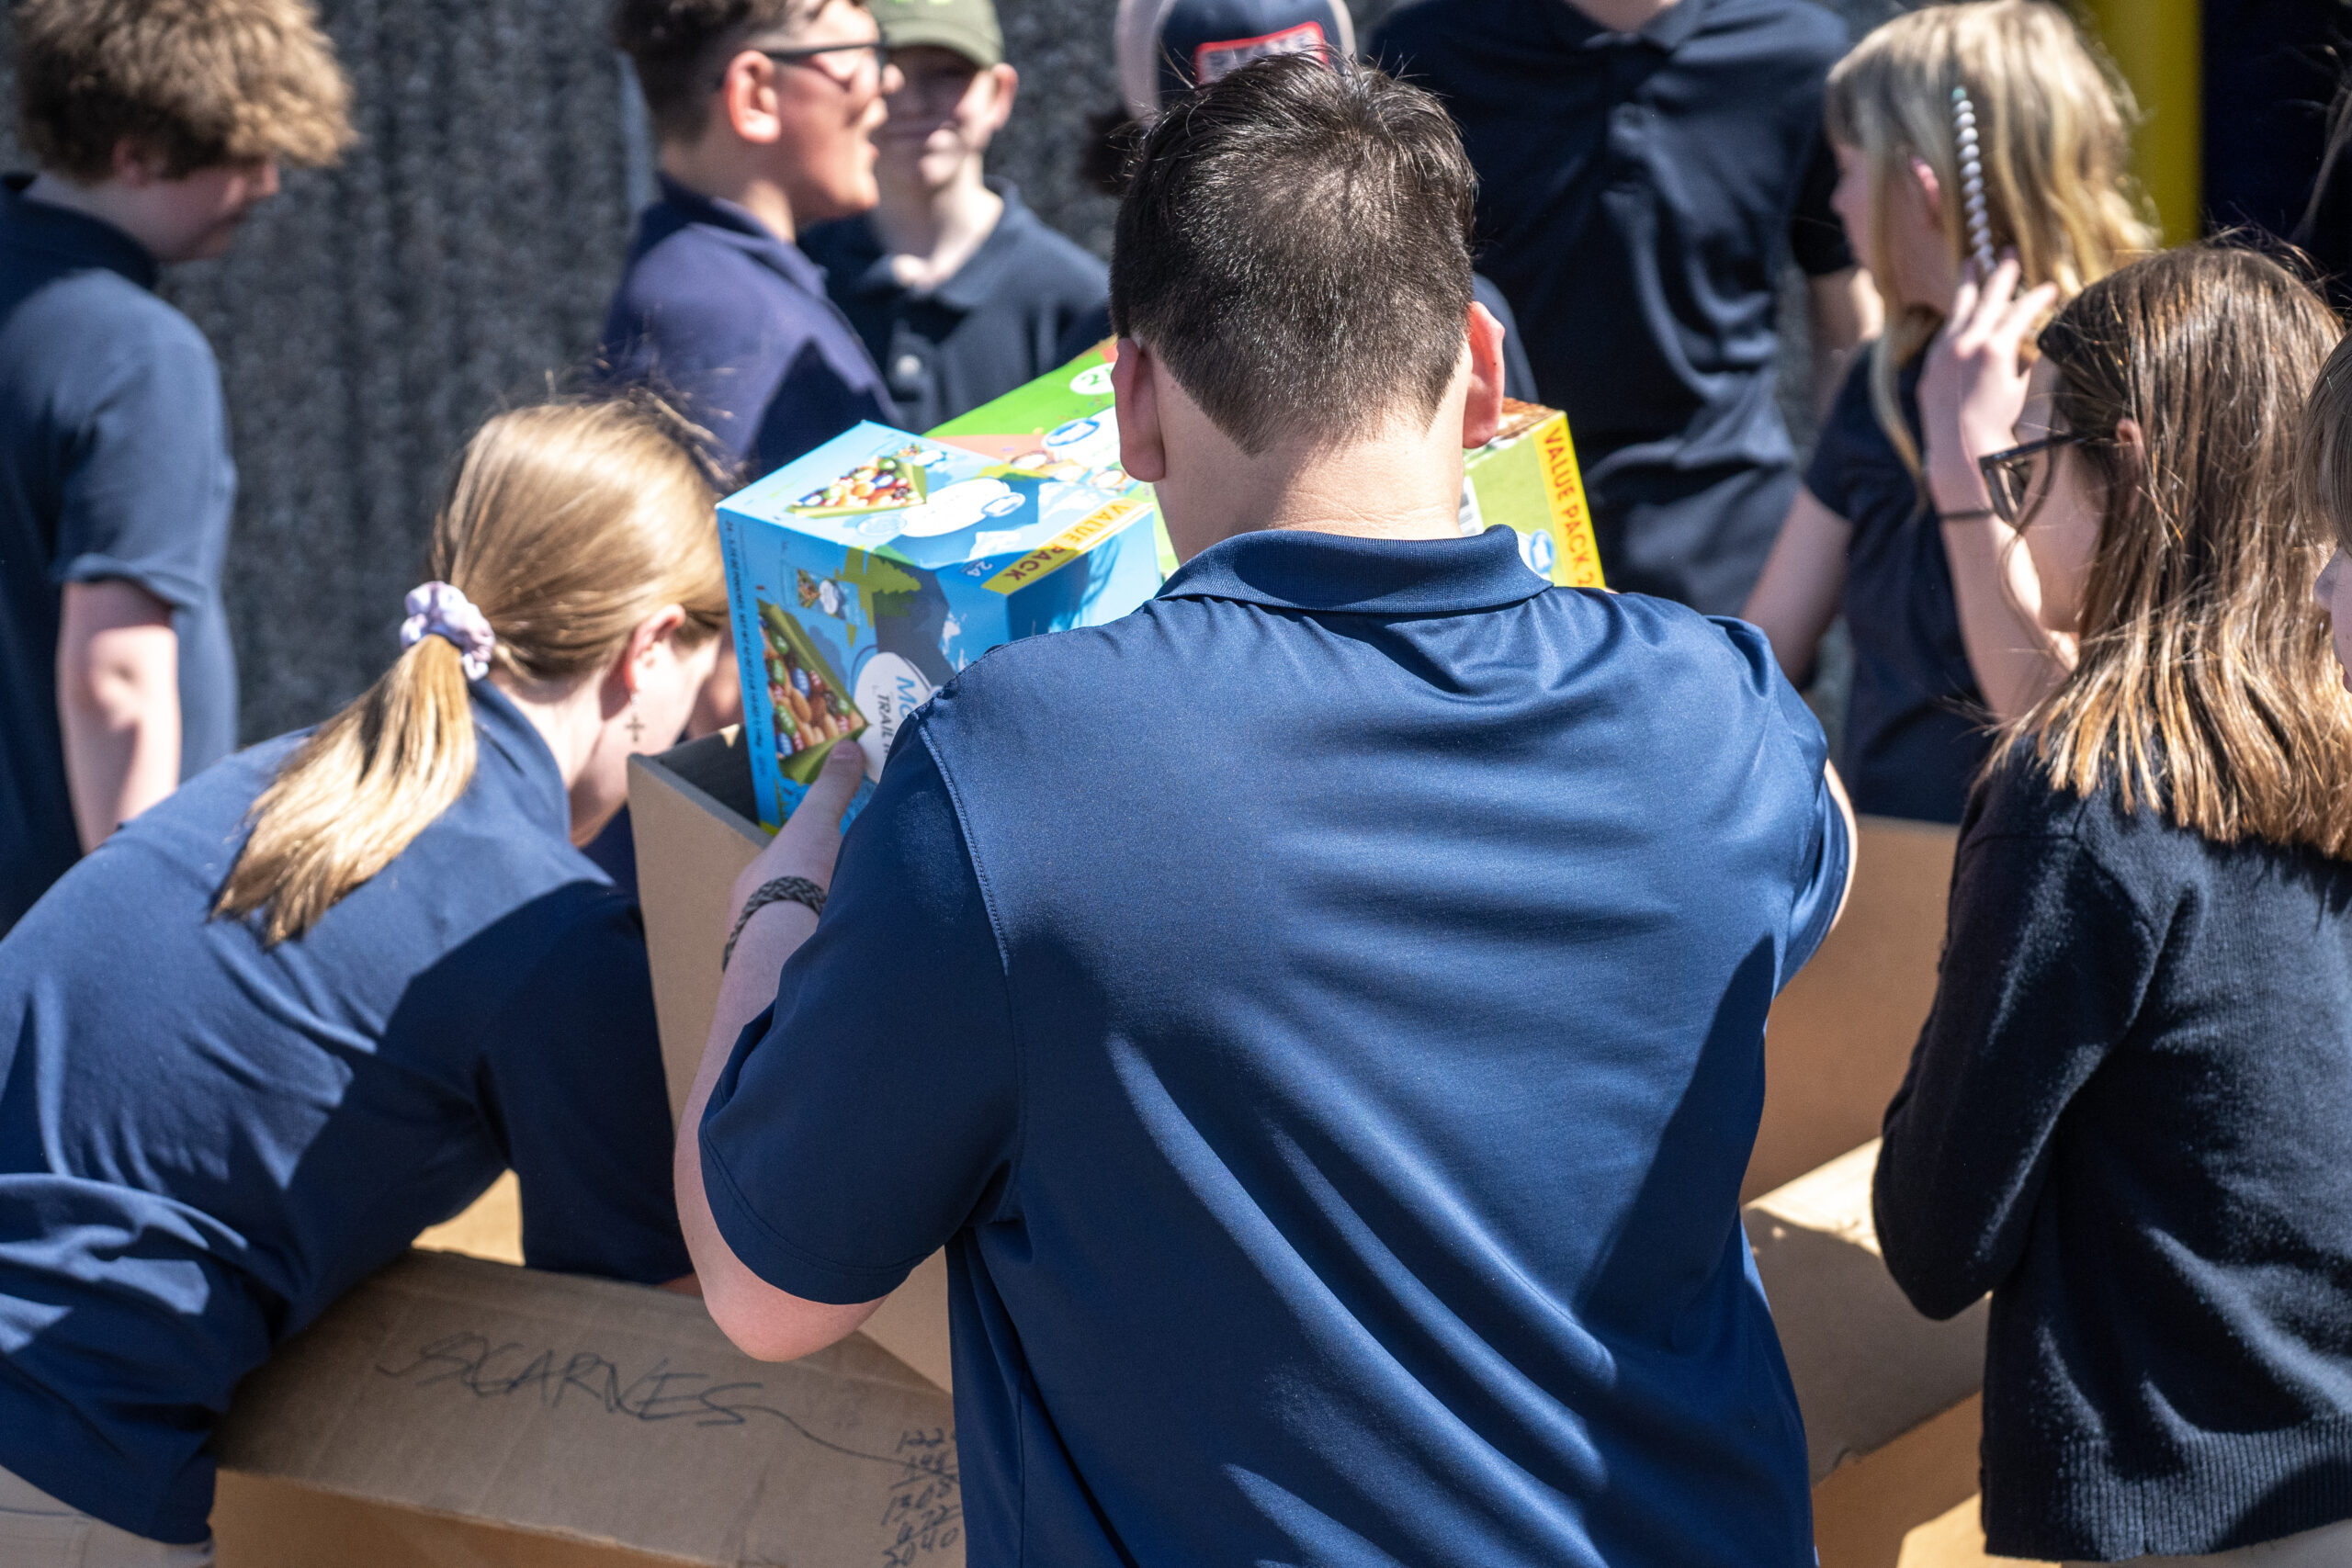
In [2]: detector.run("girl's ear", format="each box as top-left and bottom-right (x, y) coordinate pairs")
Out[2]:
(1907, 154), (1943, 220)
(619, 604), (691, 696)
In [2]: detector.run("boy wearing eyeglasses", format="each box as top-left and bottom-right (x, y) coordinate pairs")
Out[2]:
(604, 0), (904, 479)
(799, 0), (1108, 429)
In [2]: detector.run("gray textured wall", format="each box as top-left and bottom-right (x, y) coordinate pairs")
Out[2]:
(0, 0), (1895, 741)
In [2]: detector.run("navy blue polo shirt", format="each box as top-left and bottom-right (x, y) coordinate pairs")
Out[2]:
(702, 525), (1847, 1567)
(0, 683), (690, 1542)
(598, 173), (897, 476)
(0, 177), (239, 933)
(1805, 351), (1990, 823)
(802, 181), (1109, 430)
(1373, 0), (1852, 605)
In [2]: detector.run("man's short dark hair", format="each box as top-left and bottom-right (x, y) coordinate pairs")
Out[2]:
(612, 0), (831, 144)
(1110, 55), (1476, 455)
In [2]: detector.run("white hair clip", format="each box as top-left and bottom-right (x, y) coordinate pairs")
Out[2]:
(1951, 84), (1996, 276)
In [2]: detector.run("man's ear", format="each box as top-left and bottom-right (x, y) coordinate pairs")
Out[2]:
(1461, 302), (1507, 450)
(718, 51), (786, 145)
(1111, 337), (1168, 483)
(109, 137), (165, 188)
(983, 64), (1020, 131)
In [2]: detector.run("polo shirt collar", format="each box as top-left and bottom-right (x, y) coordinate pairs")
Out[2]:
(0, 174), (158, 290)
(931, 180), (1036, 311)
(1554, 0), (1712, 51)
(1159, 525), (1550, 616)
(655, 171), (829, 299)
(469, 680), (576, 844)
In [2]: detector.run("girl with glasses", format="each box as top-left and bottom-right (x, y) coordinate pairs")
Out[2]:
(1876, 246), (2352, 1565)
(1742, 0), (2151, 825)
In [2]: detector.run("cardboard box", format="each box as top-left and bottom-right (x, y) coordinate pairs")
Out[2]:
(719, 423), (1161, 829)
(1747, 816), (1959, 1203)
(211, 1249), (960, 1568)
(629, 731), (955, 1393)
(931, 345), (1607, 591)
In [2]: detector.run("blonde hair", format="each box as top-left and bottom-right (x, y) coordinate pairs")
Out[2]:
(216, 392), (729, 944)
(1826, 0), (2153, 483)
(2021, 246), (2352, 858)
(16, 0), (354, 181)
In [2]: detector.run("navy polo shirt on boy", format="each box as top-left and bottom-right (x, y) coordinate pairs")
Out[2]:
(802, 181), (1109, 429)
(598, 173), (896, 476)
(1805, 353), (1990, 823)
(0, 177), (239, 932)
(1373, 0), (1853, 613)
(0, 683), (690, 1543)
(702, 525), (1849, 1566)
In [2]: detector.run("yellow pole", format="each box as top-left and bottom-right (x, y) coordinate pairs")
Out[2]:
(2080, 0), (2203, 244)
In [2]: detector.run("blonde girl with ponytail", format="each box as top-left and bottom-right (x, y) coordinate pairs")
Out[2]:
(1742, 0), (2152, 824)
(0, 391), (731, 1556)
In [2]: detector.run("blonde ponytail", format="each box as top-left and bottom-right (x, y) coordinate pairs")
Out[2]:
(1826, 0), (2155, 489)
(215, 390), (729, 944)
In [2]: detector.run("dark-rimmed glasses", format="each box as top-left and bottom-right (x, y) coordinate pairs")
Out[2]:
(1978, 432), (2091, 525)
(747, 40), (889, 86)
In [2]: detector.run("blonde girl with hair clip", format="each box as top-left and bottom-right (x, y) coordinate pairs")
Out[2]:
(1743, 0), (2152, 824)
(0, 391), (748, 1564)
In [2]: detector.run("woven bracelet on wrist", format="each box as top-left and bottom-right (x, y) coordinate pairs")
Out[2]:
(721, 875), (828, 970)
(1938, 507), (1997, 523)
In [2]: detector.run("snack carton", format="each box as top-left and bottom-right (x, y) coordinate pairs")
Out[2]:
(719, 422), (1161, 829)
(932, 344), (1606, 591)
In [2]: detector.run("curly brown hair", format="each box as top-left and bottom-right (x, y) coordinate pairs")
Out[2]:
(16, 0), (352, 183)
(612, 0), (838, 144)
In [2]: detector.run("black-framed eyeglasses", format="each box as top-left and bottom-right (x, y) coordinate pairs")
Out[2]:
(1978, 432), (2091, 525)
(752, 40), (889, 83)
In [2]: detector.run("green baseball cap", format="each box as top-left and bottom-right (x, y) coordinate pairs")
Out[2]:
(870, 0), (1003, 69)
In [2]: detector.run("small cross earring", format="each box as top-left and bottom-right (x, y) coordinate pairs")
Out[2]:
(626, 700), (646, 746)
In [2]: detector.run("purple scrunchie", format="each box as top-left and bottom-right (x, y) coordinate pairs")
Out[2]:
(399, 581), (495, 681)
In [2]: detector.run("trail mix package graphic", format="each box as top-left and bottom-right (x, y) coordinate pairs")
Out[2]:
(933, 346), (1604, 591)
(719, 421), (1160, 828)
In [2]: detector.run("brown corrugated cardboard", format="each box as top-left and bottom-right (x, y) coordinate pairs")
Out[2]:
(1748, 817), (1958, 1202)
(629, 733), (955, 1392)
(212, 1249), (960, 1568)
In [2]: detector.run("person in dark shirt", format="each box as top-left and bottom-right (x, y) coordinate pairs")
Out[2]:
(1743, 0), (2153, 825)
(678, 57), (1852, 1568)
(801, 0), (1108, 428)
(1372, 0), (1878, 615)
(602, 0), (903, 479)
(1876, 248), (2352, 1563)
(0, 396), (723, 1561)
(0, 0), (351, 935)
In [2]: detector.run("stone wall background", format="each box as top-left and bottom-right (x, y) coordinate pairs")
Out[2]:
(0, 0), (1895, 741)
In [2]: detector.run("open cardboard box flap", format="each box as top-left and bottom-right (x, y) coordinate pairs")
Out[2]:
(214, 1249), (959, 1567)
(630, 732), (953, 1393)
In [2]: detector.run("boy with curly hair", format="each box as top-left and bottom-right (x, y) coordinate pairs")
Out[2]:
(0, 0), (350, 940)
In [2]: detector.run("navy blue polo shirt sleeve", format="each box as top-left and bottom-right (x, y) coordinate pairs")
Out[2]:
(1873, 780), (2162, 1320)
(481, 893), (694, 1283)
(51, 322), (231, 614)
(1789, 130), (1856, 278)
(1803, 350), (1878, 523)
(699, 715), (1018, 1304)
(1715, 614), (1849, 977)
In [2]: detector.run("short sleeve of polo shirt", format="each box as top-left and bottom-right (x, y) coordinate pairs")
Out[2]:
(1788, 132), (1856, 278)
(51, 323), (232, 614)
(1803, 352), (1879, 523)
(481, 895), (695, 1284)
(699, 716), (1018, 1304)
(1715, 615), (1851, 978)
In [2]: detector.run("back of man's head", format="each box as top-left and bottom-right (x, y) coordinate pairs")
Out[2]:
(1110, 55), (1475, 457)
(613, 0), (829, 145)
(16, 0), (352, 183)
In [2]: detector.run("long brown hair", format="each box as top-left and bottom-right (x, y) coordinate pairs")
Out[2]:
(2017, 246), (2352, 858)
(216, 391), (729, 943)
(1826, 0), (2153, 486)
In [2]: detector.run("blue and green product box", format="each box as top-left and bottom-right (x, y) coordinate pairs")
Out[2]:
(718, 419), (1159, 828)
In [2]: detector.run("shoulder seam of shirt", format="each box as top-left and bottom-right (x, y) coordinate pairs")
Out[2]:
(915, 718), (1029, 1221)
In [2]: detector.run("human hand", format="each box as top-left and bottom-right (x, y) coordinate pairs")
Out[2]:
(729, 739), (867, 926)
(1918, 256), (2058, 513)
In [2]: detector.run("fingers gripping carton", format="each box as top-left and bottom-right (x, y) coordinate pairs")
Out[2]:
(719, 422), (1160, 829)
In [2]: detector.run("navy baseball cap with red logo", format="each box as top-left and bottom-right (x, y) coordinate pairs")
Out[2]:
(1114, 0), (1356, 119)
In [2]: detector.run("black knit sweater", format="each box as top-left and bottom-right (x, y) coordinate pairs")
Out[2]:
(1875, 745), (2352, 1561)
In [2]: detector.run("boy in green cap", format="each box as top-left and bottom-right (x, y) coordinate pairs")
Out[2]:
(801, 0), (1109, 428)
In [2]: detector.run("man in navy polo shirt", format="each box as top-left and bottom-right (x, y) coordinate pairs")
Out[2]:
(680, 56), (1851, 1568)
(604, 0), (902, 476)
(1374, 0), (1878, 615)
(802, 0), (1108, 428)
